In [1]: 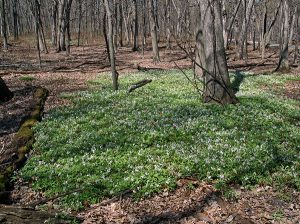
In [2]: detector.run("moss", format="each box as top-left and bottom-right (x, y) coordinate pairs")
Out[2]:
(22, 118), (38, 128)
(18, 146), (29, 154)
(13, 126), (34, 148)
(30, 108), (42, 120)
(1, 87), (49, 193)
(34, 87), (49, 100)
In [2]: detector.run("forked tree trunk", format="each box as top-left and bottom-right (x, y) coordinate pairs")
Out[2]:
(0, 77), (13, 102)
(195, 0), (238, 105)
(261, 0), (281, 59)
(104, 0), (118, 91)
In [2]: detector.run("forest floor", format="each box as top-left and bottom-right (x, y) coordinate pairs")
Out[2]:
(0, 42), (300, 223)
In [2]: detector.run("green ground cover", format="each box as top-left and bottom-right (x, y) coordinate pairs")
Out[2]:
(20, 70), (300, 209)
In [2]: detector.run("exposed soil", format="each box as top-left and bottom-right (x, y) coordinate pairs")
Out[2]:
(1, 42), (299, 223)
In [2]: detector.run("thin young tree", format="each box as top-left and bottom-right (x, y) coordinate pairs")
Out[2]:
(1, 0), (8, 50)
(195, 0), (238, 104)
(132, 0), (139, 51)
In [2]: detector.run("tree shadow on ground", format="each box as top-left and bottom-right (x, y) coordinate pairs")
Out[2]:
(231, 70), (245, 94)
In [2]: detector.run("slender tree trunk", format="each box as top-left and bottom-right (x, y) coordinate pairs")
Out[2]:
(12, 0), (18, 40)
(132, 0), (139, 51)
(103, 10), (110, 60)
(276, 0), (290, 71)
(289, 7), (297, 45)
(34, 0), (41, 67)
(261, 0), (282, 59)
(236, 0), (255, 60)
(65, 0), (73, 55)
(77, 0), (82, 47)
(196, 0), (238, 104)
(142, 0), (146, 55)
(51, 0), (58, 47)
(104, 0), (118, 91)
(1, 0), (8, 50)
(118, 1), (123, 47)
(149, 0), (160, 62)
(166, 0), (171, 49)
(293, 9), (299, 65)
(113, 0), (118, 51)
(36, 1), (48, 53)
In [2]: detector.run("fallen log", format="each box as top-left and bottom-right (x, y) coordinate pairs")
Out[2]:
(0, 87), (48, 199)
(128, 79), (152, 93)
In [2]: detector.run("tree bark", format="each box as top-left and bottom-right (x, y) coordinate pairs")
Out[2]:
(76, 0), (82, 47)
(166, 0), (171, 49)
(12, 0), (18, 40)
(51, 0), (58, 47)
(261, 0), (282, 59)
(293, 8), (299, 65)
(132, 0), (139, 51)
(195, 0), (238, 104)
(104, 0), (118, 91)
(1, 0), (8, 50)
(236, 0), (255, 60)
(149, 0), (160, 62)
(276, 0), (290, 71)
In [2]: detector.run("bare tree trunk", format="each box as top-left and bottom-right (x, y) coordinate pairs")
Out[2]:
(224, 0), (242, 48)
(113, 0), (118, 51)
(261, 0), (282, 59)
(1, 0), (8, 50)
(149, 0), (160, 62)
(142, 0), (146, 55)
(65, 0), (73, 55)
(34, 0), (41, 67)
(76, 0), (82, 47)
(57, 0), (66, 51)
(103, 9), (110, 59)
(36, 1), (48, 53)
(12, 0), (18, 40)
(118, 1), (123, 47)
(51, 0), (58, 47)
(196, 0), (238, 104)
(293, 8), (299, 65)
(166, 0), (171, 49)
(289, 7), (297, 45)
(276, 0), (290, 71)
(104, 0), (118, 91)
(132, 0), (139, 51)
(236, 0), (255, 60)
